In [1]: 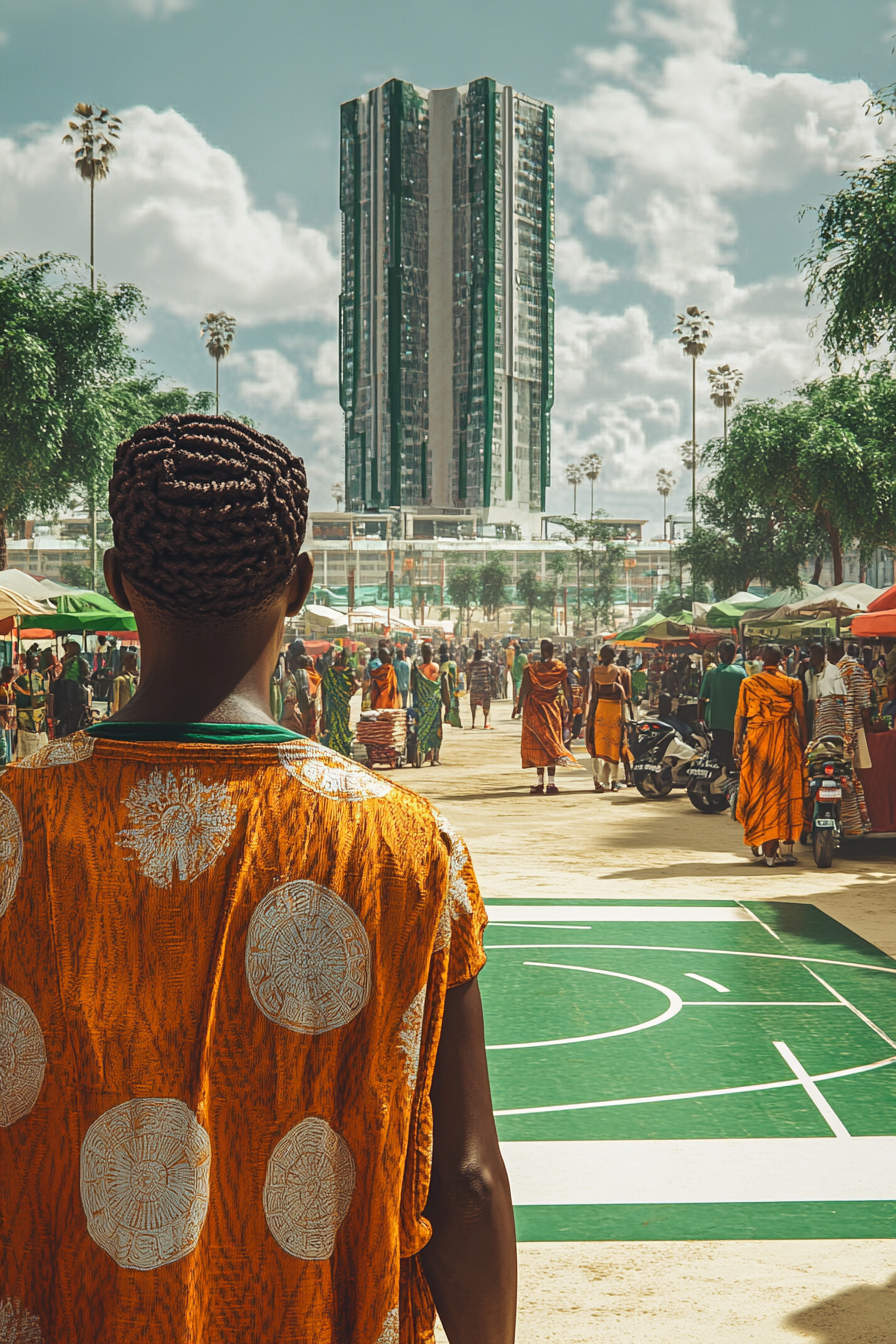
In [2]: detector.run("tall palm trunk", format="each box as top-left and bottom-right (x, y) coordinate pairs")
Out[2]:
(0, 512), (8, 573)
(691, 354), (697, 538)
(90, 176), (95, 292)
(215, 357), (220, 414)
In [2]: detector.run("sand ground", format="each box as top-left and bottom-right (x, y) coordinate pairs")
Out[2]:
(383, 696), (896, 1343)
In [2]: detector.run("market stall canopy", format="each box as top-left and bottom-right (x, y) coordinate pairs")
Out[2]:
(0, 587), (54, 620)
(616, 611), (692, 642)
(756, 584), (883, 623)
(19, 590), (136, 634)
(867, 581), (896, 613)
(696, 596), (757, 629)
(302, 604), (348, 625)
(850, 609), (896, 638)
(0, 570), (59, 603)
(741, 585), (824, 621)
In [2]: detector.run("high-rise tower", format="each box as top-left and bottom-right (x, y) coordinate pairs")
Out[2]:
(339, 77), (554, 537)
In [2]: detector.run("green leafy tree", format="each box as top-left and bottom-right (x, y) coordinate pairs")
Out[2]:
(800, 85), (896, 362)
(515, 568), (549, 638)
(478, 555), (511, 627)
(0, 253), (142, 573)
(447, 565), (479, 636)
(555, 515), (625, 632)
(685, 364), (896, 587)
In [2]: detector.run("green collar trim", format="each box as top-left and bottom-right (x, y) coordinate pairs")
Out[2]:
(85, 721), (303, 745)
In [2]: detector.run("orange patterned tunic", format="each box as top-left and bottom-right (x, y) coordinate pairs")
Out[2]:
(735, 669), (806, 847)
(0, 730), (486, 1344)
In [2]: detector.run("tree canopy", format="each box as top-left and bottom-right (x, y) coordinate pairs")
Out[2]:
(800, 87), (896, 362)
(0, 252), (218, 573)
(680, 364), (896, 589)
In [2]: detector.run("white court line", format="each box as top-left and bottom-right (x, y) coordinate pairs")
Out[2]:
(737, 899), (781, 941)
(485, 906), (754, 923)
(487, 922), (592, 930)
(685, 973), (730, 992)
(500, 1136), (896, 1204)
(801, 964), (896, 1051)
(493, 1054), (896, 1116)
(485, 943), (896, 975)
(684, 1001), (844, 1007)
(486, 964), (682, 1050)
(773, 1041), (851, 1139)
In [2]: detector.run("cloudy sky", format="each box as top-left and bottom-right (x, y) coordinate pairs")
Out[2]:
(2, 0), (896, 536)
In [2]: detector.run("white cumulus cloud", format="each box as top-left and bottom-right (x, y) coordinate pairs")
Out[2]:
(113, 0), (193, 15)
(0, 105), (339, 324)
(550, 0), (896, 533)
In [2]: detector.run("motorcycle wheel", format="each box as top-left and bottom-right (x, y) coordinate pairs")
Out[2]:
(688, 784), (728, 813)
(635, 778), (653, 798)
(813, 827), (835, 869)
(645, 770), (674, 798)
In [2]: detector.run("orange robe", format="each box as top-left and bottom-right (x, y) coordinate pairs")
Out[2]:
(369, 663), (400, 710)
(0, 730), (487, 1344)
(735, 668), (806, 847)
(520, 660), (578, 769)
(586, 665), (625, 765)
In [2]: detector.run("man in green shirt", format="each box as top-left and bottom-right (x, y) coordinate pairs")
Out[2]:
(698, 638), (747, 773)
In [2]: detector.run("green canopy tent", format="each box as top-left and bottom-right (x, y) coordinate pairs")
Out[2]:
(19, 590), (136, 636)
(615, 611), (693, 642)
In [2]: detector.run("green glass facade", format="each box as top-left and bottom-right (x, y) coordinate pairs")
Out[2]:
(339, 78), (554, 529)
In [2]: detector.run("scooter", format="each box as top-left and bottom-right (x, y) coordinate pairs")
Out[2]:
(627, 718), (706, 798)
(803, 735), (853, 869)
(687, 730), (736, 813)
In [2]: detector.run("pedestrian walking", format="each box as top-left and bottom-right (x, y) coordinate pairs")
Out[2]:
(733, 644), (807, 865)
(517, 638), (576, 794)
(468, 647), (494, 728)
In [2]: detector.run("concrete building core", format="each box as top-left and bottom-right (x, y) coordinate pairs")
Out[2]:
(339, 77), (554, 540)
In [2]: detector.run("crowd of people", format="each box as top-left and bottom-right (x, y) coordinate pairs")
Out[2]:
(0, 634), (139, 763)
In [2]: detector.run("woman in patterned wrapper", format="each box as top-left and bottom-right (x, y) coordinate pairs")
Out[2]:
(0, 415), (516, 1344)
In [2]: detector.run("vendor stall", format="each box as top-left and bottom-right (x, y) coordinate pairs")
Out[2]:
(855, 732), (896, 834)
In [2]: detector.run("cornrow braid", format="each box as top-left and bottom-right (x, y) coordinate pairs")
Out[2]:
(109, 414), (309, 619)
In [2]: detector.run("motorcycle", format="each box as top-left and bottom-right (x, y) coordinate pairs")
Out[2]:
(803, 735), (853, 869)
(687, 731), (737, 814)
(627, 718), (707, 799)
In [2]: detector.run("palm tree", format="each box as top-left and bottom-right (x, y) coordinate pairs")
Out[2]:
(674, 306), (713, 536)
(63, 103), (122, 292)
(656, 468), (676, 542)
(331, 482), (344, 511)
(707, 363), (743, 446)
(581, 453), (603, 517)
(565, 461), (584, 516)
(200, 312), (237, 413)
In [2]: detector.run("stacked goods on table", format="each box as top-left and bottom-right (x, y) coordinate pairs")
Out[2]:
(356, 710), (408, 767)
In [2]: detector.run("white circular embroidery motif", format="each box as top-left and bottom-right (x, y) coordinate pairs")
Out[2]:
(0, 1297), (43, 1342)
(0, 986), (46, 1127)
(0, 794), (22, 920)
(376, 1307), (399, 1344)
(263, 1116), (355, 1259)
(278, 744), (392, 801)
(246, 881), (370, 1035)
(398, 987), (426, 1093)
(116, 770), (238, 887)
(15, 734), (95, 770)
(80, 1097), (211, 1271)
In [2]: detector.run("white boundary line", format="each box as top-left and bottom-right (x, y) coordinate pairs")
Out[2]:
(493, 1054), (896, 1117)
(484, 942), (896, 974)
(801, 963), (896, 1050)
(773, 1040), (851, 1138)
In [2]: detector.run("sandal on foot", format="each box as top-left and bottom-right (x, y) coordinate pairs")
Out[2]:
(594, 783), (607, 794)
(546, 784), (559, 795)
(530, 783), (545, 795)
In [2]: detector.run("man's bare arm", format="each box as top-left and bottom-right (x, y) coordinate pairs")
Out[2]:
(421, 977), (517, 1344)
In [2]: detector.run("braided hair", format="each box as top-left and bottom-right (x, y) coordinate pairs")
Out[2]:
(109, 415), (309, 619)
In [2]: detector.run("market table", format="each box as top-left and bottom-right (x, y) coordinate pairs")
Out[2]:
(855, 728), (896, 832)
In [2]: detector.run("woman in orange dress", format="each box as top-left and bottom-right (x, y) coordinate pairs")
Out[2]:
(585, 644), (626, 793)
(517, 638), (577, 794)
(368, 647), (401, 710)
(734, 642), (807, 866)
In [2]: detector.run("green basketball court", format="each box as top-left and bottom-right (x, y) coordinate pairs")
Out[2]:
(479, 899), (896, 1241)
